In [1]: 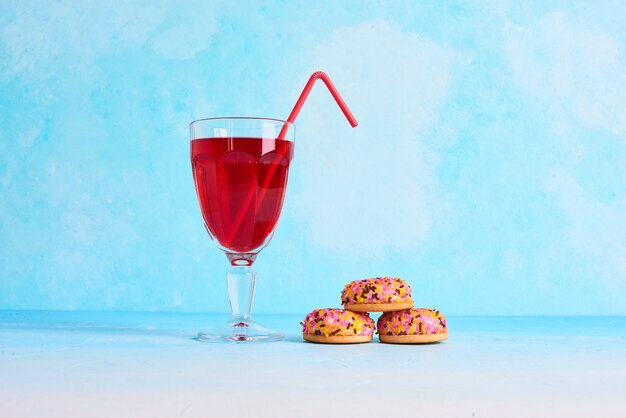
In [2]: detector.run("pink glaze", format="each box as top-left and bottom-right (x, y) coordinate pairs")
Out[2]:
(377, 308), (447, 336)
(341, 277), (412, 305)
(301, 308), (375, 337)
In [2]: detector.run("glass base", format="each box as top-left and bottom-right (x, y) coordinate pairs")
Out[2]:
(196, 318), (284, 343)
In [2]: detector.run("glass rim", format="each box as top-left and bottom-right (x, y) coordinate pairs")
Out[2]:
(189, 116), (294, 128)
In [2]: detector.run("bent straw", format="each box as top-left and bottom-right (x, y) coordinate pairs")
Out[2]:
(277, 71), (358, 140)
(225, 71), (358, 249)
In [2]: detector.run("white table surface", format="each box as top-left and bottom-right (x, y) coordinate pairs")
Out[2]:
(1, 311), (625, 417)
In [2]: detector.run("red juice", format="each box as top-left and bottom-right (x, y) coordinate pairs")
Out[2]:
(191, 137), (294, 255)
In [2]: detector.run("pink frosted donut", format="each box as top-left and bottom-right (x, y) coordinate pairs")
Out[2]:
(377, 308), (447, 336)
(301, 308), (375, 344)
(341, 277), (413, 312)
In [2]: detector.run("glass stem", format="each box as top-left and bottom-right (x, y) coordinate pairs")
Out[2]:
(226, 266), (256, 321)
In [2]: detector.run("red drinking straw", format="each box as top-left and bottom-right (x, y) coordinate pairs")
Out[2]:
(226, 71), (358, 248)
(277, 71), (358, 139)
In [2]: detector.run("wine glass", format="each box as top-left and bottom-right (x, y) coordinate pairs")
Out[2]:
(189, 117), (294, 342)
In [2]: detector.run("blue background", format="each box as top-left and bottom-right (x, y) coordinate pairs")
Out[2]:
(1, 1), (625, 315)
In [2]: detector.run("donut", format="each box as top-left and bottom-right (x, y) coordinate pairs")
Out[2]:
(301, 308), (375, 344)
(341, 277), (414, 312)
(377, 308), (448, 344)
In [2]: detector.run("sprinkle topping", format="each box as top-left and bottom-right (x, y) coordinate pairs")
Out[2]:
(377, 308), (447, 336)
(341, 277), (412, 305)
(301, 308), (375, 337)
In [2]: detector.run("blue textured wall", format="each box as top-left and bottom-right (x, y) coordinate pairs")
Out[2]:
(1, 1), (625, 315)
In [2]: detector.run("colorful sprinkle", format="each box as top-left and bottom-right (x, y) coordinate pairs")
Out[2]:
(341, 277), (412, 305)
(301, 308), (375, 337)
(377, 308), (447, 336)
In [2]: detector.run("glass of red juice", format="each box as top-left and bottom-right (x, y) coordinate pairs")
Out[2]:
(189, 117), (294, 342)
